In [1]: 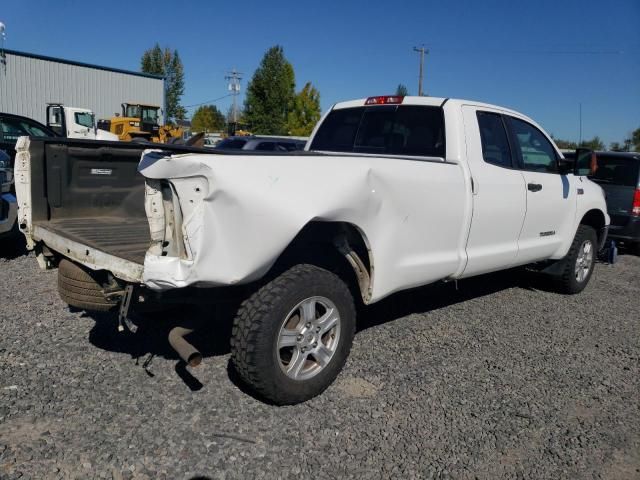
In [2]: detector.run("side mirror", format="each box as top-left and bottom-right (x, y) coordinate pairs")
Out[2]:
(574, 148), (596, 176)
(558, 158), (573, 175)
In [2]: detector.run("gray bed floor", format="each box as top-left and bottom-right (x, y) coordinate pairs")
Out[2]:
(38, 217), (151, 264)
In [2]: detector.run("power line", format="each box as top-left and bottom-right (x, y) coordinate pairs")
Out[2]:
(184, 93), (233, 109)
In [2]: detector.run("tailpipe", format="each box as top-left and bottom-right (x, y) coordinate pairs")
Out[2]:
(168, 326), (202, 367)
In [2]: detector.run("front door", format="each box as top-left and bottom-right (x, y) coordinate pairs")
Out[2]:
(505, 116), (577, 263)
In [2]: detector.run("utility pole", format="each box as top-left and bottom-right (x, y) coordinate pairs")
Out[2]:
(413, 45), (428, 96)
(579, 102), (582, 145)
(0, 21), (6, 74)
(225, 68), (243, 134)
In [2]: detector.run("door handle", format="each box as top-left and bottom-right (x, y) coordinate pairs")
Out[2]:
(527, 183), (542, 192)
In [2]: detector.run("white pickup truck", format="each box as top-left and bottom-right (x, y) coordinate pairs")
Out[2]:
(15, 95), (609, 404)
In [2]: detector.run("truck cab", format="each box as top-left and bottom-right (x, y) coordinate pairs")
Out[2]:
(46, 104), (118, 141)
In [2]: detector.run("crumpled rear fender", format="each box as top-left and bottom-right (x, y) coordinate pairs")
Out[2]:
(138, 150), (468, 302)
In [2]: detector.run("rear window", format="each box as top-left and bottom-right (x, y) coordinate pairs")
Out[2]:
(592, 155), (639, 187)
(216, 138), (248, 149)
(310, 105), (445, 157)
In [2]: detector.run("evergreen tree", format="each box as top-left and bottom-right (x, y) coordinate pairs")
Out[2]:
(244, 46), (295, 134)
(287, 82), (321, 136)
(141, 44), (185, 121)
(191, 105), (226, 132)
(395, 84), (409, 96)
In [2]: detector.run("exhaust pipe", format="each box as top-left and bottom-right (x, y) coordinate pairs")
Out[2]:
(168, 326), (202, 367)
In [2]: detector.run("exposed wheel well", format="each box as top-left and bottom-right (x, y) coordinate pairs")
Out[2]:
(580, 209), (606, 246)
(268, 221), (373, 304)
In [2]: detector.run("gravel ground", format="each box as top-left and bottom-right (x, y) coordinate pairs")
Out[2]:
(1, 248), (638, 480)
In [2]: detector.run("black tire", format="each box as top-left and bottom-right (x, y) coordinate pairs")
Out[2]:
(230, 264), (356, 405)
(58, 259), (117, 312)
(549, 225), (598, 294)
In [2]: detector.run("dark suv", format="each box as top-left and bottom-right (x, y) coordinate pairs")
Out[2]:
(215, 136), (306, 152)
(1, 112), (58, 166)
(0, 149), (17, 240)
(589, 152), (640, 253)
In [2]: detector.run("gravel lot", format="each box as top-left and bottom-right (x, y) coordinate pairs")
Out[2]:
(1, 246), (638, 480)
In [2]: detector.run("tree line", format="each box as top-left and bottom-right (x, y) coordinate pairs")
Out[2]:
(553, 129), (640, 152)
(141, 44), (321, 136)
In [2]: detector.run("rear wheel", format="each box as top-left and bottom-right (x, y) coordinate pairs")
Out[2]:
(230, 264), (356, 405)
(549, 225), (597, 294)
(58, 259), (118, 312)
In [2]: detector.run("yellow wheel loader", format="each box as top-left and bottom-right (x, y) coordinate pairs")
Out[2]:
(98, 103), (183, 143)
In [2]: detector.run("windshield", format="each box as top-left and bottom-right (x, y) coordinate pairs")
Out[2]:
(124, 105), (159, 124)
(141, 107), (159, 124)
(74, 112), (94, 129)
(125, 104), (140, 118)
(310, 105), (445, 157)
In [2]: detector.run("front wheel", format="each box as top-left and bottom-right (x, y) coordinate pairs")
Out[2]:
(230, 264), (356, 405)
(549, 225), (598, 294)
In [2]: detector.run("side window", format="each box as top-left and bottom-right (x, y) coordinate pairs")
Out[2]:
(476, 112), (513, 168)
(507, 117), (558, 173)
(21, 121), (49, 137)
(278, 142), (302, 151)
(255, 142), (276, 151)
(0, 118), (29, 142)
(74, 112), (94, 129)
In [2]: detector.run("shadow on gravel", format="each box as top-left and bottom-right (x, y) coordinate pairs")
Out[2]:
(358, 267), (532, 331)
(82, 267), (567, 392)
(86, 303), (236, 365)
(0, 230), (28, 261)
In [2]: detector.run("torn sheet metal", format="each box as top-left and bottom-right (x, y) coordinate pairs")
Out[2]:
(138, 150), (469, 302)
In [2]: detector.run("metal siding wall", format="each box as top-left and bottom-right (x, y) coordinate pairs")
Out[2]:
(0, 53), (165, 124)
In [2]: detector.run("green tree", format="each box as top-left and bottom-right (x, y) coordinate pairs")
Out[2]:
(244, 46), (296, 134)
(579, 136), (605, 151)
(552, 136), (577, 150)
(286, 82), (321, 136)
(609, 141), (622, 151)
(395, 84), (409, 96)
(191, 105), (226, 133)
(141, 44), (186, 121)
(632, 127), (640, 152)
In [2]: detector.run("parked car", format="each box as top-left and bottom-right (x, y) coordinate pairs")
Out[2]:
(0, 112), (58, 166)
(588, 151), (640, 253)
(215, 135), (306, 151)
(16, 95), (609, 404)
(0, 149), (17, 240)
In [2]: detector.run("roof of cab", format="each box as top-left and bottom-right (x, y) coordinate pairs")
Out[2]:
(331, 96), (540, 131)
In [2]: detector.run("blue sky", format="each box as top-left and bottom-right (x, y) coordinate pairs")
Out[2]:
(2, 0), (639, 144)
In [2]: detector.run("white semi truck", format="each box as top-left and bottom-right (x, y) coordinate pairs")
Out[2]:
(45, 104), (118, 141)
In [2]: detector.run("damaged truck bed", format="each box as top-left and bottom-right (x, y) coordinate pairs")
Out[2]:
(16, 96), (609, 404)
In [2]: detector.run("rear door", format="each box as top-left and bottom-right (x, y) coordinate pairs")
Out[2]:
(506, 116), (577, 262)
(461, 106), (527, 277)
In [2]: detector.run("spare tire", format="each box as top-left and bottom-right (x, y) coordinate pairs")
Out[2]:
(58, 259), (118, 312)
